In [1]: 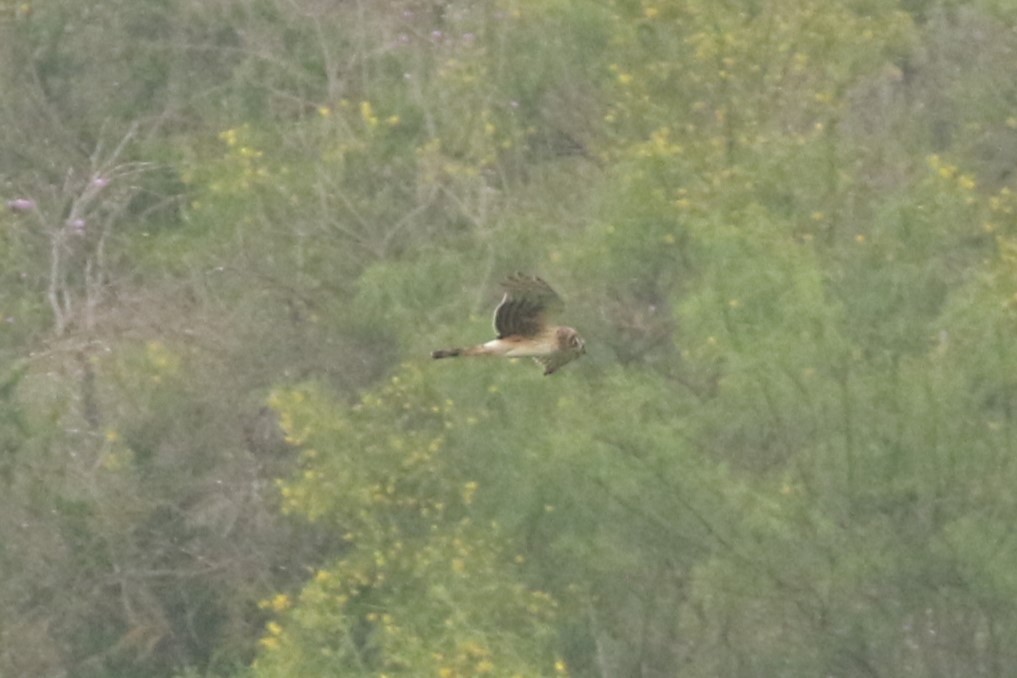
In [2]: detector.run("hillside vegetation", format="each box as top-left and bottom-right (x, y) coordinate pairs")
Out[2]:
(3, 1), (1017, 676)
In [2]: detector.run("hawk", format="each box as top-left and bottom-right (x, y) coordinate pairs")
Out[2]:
(432, 273), (586, 375)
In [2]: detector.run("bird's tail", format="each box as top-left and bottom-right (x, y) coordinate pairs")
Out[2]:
(432, 344), (493, 359)
(432, 342), (500, 359)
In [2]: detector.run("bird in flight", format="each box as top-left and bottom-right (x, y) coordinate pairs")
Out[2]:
(432, 273), (586, 375)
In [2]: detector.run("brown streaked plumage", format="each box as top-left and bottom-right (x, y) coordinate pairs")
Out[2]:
(432, 273), (586, 375)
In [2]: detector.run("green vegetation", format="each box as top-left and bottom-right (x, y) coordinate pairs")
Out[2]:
(3, 0), (1017, 676)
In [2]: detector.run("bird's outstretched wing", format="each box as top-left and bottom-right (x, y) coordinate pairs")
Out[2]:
(493, 273), (565, 339)
(534, 352), (571, 376)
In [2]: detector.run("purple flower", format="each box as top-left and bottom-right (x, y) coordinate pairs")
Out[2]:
(397, 32), (410, 45)
(431, 30), (443, 41)
(461, 32), (476, 44)
(91, 176), (109, 189)
(68, 218), (87, 234)
(7, 198), (36, 212)
(401, 9), (414, 19)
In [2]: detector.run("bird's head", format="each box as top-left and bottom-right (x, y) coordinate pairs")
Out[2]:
(573, 333), (586, 356)
(561, 327), (586, 357)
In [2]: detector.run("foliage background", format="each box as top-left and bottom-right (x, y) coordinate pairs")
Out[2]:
(3, 0), (1017, 676)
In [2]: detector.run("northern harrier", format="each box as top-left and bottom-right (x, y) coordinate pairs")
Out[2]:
(432, 273), (586, 375)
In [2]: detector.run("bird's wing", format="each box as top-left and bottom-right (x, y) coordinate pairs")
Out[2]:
(492, 273), (565, 338)
(533, 353), (571, 375)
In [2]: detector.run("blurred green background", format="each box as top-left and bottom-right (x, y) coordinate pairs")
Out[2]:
(3, 1), (1017, 676)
